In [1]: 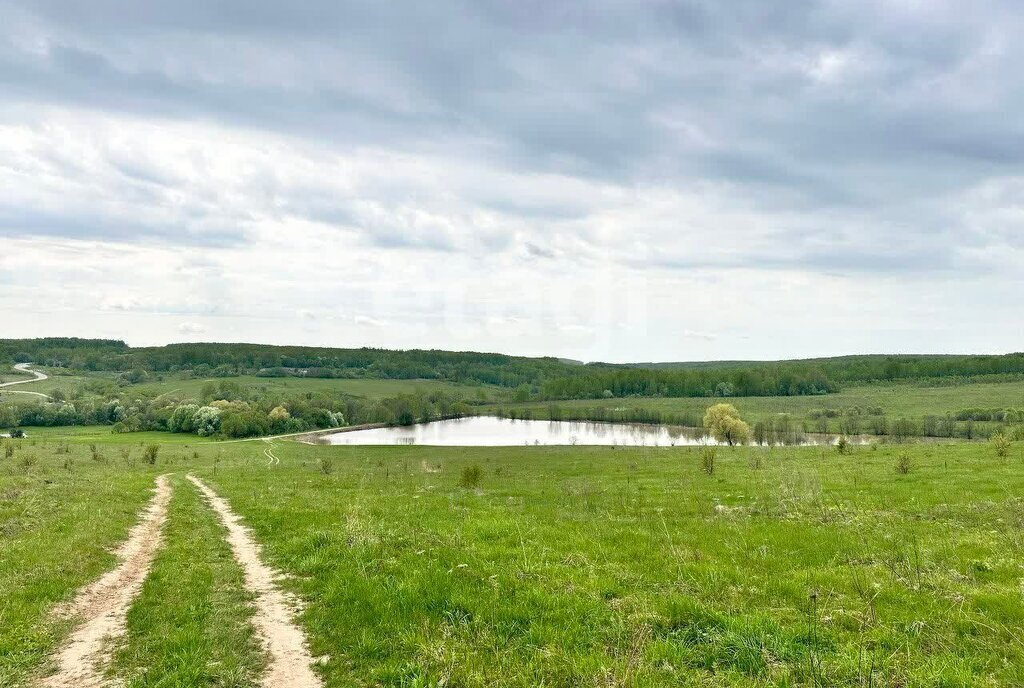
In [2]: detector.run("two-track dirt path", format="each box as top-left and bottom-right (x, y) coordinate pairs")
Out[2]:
(38, 474), (172, 688)
(188, 474), (323, 688)
(35, 468), (322, 687)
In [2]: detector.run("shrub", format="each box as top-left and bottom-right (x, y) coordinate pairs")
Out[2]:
(895, 454), (912, 475)
(143, 444), (159, 465)
(319, 457), (334, 475)
(194, 406), (222, 436)
(992, 432), (1011, 458)
(167, 404), (200, 433)
(700, 447), (716, 476)
(460, 464), (483, 489)
(835, 436), (851, 455)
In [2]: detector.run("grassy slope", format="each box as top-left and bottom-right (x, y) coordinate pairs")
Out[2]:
(491, 379), (1024, 426)
(0, 369), (500, 407)
(0, 439), (160, 687)
(4, 431), (1024, 686)
(194, 439), (1024, 687)
(18, 426), (219, 445)
(0, 370), (107, 405)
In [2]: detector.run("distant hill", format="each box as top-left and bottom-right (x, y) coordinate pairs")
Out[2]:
(626, 354), (970, 371)
(3, 338), (1023, 400)
(619, 360), (759, 370)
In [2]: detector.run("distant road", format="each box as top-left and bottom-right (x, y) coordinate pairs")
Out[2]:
(0, 363), (51, 398)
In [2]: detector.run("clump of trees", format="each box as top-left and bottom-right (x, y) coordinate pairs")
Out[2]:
(0, 381), (474, 440)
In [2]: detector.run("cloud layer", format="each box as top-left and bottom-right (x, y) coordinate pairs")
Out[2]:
(1, 0), (1022, 360)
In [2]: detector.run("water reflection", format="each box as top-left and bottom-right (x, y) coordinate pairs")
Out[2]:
(317, 416), (856, 447)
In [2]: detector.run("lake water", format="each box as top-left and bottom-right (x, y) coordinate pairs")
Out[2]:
(316, 416), (847, 447)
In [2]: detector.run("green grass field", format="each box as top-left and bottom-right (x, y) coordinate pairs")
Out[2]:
(0, 367), (500, 405)
(3, 430), (1022, 686)
(0, 370), (108, 405)
(490, 379), (1024, 433)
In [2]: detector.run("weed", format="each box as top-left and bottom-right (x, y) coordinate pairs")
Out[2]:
(896, 453), (912, 475)
(992, 432), (1011, 458)
(143, 444), (159, 465)
(460, 463), (483, 489)
(700, 447), (716, 475)
(319, 457), (335, 475)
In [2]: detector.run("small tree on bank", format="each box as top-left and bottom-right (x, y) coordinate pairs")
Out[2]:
(703, 403), (751, 446)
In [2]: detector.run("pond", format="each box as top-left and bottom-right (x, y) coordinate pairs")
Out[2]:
(314, 416), (849, 447)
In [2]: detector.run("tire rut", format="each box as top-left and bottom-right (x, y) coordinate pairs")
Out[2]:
(37, 474), (172, 688)
(187, 474), (323, 688)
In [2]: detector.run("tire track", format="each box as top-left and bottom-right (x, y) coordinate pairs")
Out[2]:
(263, 442), (281, 467)
(187, 475), (322, 688)
(38, 474), (172, 688)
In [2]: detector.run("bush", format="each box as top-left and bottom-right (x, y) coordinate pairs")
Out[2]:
(221, 410), (271, 438)
(193, 406), (222, 436)
(700, 447), (716, 476)
(319, 457), (334, 475)
(992, 432), (1011, 458)
(895, 454), (912, 475)
(168, 404), (200, 433)
(460, 464), (483, 489)
(143, 444), (159, 465)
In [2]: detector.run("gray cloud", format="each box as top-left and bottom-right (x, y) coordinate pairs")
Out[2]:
(4, 0), (1021, 194)
(2, 0), (1024, 358)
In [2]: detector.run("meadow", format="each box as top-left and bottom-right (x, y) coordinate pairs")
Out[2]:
(2, 430), (1022, 686)
(0, 370), (497, 405)
(490, 379), (1024, 437)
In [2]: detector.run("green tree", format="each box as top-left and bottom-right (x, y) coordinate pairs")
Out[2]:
(703, 403), (750, 446)
(167, 404), (199, 433)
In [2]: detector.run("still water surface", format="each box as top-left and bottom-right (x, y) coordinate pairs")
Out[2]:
(318, 416), (844, 447)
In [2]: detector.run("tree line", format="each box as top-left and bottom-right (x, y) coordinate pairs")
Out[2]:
(4, 339), (1024, 402)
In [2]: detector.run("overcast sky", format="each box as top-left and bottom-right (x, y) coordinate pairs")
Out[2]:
(1, 1), (1022, 362)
